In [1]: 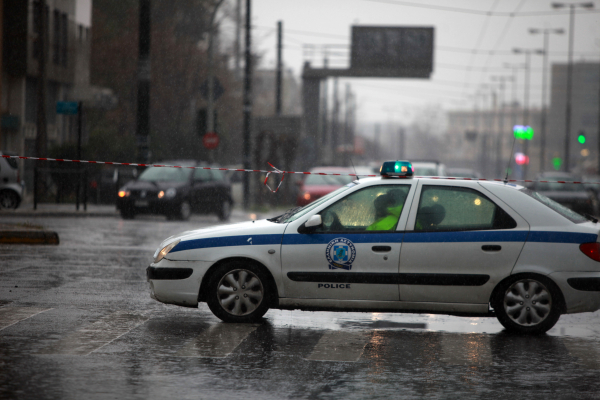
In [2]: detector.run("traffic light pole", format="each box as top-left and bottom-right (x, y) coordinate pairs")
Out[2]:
(242, 0), (252, 210)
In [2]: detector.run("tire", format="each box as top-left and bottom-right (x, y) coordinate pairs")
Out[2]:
(170, 201), (191, 221)
(492, 274), (563, 334)
(0, 190), (20, 209)
(206, 261), (271, 323)
(120, 208), (136, 219)
(217, 199), (232, 221)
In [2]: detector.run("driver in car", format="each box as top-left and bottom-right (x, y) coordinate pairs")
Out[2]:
(367, 189), (407, 231)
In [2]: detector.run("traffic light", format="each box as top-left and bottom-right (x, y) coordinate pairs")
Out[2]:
(577, 130), (586, 144)
(513, 125), (534, 140)
(552, 157), (562, 171)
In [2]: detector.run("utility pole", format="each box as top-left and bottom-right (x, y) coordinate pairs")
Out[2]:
(242, 0), (252, 210)
(35, 0), (48, 199)
(343, 83), (351, 166)
(275, 21), (282, 116)
(234, 0), (241, 80)
(206, 0), (225, 164)
(0, 0), (3, 148)
(529, 28), (564, 173)
(321, 57), (328, 148)
(331, 78), (339, 164)
(136, 0), (151, 163)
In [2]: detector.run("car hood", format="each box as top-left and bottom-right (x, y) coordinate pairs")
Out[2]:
(158, 219), (287, 261)
(124, 180), (187, 190)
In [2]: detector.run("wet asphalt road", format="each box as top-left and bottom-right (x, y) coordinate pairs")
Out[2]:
(1, 211), (600, 399)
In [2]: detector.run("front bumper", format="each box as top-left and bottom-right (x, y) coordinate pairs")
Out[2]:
(147, 259), (213, 308)
(117, 197), (181, 214)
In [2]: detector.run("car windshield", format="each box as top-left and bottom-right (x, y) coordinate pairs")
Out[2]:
(272, 183), (357, 223)
(138, 167), (193, 183)
(304, 174), (354, 186)
(520, 188), (588, 223)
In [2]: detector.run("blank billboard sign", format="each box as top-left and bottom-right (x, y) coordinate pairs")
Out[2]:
(351, 26), (434, 77)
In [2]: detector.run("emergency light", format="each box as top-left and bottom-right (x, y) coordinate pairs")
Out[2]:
(380, 161), (413, 178)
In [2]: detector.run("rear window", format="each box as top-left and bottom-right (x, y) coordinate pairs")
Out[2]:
(520, 188), (588, 223)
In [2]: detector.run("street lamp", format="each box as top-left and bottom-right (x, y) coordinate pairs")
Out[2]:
(551, 2), (595, 171)
(513, 48), (544, 178)
(529, 28), (565, 172)
(490, 75), (514, 176)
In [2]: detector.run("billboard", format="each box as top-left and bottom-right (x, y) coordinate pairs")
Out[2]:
(350, 26), (434, 77)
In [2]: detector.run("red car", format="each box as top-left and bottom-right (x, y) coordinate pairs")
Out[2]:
(296, 167), (354, 206)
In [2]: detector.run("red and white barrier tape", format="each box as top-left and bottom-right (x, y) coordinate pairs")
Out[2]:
(2, 154), (599, 186)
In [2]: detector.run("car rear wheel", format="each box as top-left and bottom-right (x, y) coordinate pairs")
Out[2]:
(217, 199), (231, 221)
(206, 262), (271, 322)
(0, 190), (19, 209)
(492, 274), (563, 334)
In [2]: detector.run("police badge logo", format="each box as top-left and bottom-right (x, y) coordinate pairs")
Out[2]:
(325, 238), (356, 270)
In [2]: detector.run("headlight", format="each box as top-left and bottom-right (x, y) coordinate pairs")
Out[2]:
(165, 188), (177, 198)
(118, 190), (130, 198)
(153, 239), (181, 263)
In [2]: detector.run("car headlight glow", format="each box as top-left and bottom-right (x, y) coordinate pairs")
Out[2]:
(165, 188), (177, 198)
(154, 239), (181, 263)
(118, 190), (130, 197)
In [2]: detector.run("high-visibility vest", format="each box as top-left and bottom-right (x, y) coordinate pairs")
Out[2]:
(366, 205), (403, 231)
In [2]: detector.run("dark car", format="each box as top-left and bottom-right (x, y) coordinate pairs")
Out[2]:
(531, 172), (599, 217)
(116, 160), (233, 221)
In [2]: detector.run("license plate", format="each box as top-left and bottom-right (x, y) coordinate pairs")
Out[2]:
(135, 200), (149, 207)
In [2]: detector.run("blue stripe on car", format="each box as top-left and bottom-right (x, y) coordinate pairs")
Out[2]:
(171, 230), (597, 252)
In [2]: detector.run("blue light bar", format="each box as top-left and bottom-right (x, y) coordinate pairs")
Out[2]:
(380, 161), (413, 178)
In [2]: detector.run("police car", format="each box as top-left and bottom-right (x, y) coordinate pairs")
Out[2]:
(147, 161), (600, 334)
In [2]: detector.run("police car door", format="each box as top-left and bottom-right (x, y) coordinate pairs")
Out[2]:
(399, 182), (528, 305)
(281, 183), (416, 301)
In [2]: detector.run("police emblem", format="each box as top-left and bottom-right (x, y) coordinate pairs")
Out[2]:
(325, 238), (356, 270)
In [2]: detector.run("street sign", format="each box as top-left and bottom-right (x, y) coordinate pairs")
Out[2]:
(203, 132), (219, 149)
(56, 101), (79, 115)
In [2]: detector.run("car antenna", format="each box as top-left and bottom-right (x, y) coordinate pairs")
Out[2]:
(350, 159), (359, 180)
(504, 126), (518, 184)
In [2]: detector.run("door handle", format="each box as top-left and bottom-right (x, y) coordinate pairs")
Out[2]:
(482, 245), (501, 252)
(372, 246), (391, 252)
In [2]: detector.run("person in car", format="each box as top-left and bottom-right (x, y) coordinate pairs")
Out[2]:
(367, 189), (407, 231)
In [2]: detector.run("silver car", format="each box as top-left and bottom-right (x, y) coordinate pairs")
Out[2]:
(0, 152), (23, 209)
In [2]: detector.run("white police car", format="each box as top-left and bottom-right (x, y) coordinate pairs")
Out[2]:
(148, 161), (600, 334)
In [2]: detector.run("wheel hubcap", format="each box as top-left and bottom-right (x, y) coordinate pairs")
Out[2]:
(503, 279), (552, 326)
(217, 269), (263, 316)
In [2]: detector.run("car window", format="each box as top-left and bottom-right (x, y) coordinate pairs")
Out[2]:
(138, 167), (192, 183)
(211, 169), (224, 181)
(415, 185), (516, 232)
(315, 185), (410, 233)
(521, 188), (587, 223)
(193, 168), (211, 181)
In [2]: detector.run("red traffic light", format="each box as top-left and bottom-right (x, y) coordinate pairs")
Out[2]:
(515, 152), (529, 166)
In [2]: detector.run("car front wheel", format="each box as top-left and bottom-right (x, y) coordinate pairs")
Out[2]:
(206, 262), (271, 322)
(0, 190), (20, 209)
(217, 199), (231, 221)
(492, 274), (563, 334)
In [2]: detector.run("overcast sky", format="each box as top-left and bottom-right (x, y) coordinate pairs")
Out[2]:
(250, 0), (600, 126)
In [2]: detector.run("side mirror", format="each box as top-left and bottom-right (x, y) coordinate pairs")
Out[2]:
(298, 214), (322, 234)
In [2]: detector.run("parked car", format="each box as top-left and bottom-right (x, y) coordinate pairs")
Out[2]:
(411, 160), (447, 177)
(531, 172), (599, 218)
(447, 167), (483, 179)
(148, 160), (600, 334)
(296, 166), (354, 206)
(0, 152), (23, 209)
(116, 160), (233, 221)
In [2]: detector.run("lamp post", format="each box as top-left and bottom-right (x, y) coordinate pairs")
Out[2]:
(551, 2), (595, 171)
(529, 28), (565, 173)
(513, 48), (544, 178)
(490, 75), (514, 176)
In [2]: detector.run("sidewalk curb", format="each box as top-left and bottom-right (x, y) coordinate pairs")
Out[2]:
(0, 230), (60, 245)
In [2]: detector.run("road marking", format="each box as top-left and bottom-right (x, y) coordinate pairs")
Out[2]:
(306, 330), (369, 362)
(439, 333), (492, 366)
(37, 311), (148, 356)
(176, 323), (259, 358)
(0, 307), (51, 331)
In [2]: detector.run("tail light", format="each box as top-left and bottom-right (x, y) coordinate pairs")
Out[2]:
(580, 242), (600, 262)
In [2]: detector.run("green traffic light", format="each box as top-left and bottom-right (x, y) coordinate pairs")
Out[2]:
(578, 134), (586, 144)
(552, 157), (562, 171)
